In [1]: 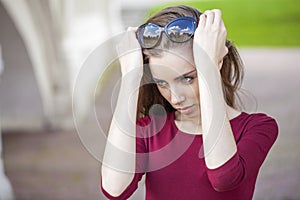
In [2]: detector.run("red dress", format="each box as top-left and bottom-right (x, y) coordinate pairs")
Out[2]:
(101, 111), (278, 200)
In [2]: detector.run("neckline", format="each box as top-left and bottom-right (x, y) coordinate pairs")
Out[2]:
(171, 111), (246, 135)
(171, 111), (201, 135)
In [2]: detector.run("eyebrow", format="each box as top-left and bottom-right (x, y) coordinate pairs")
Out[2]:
(152, 68), (197, 82)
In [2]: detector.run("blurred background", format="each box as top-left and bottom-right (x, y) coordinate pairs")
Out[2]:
(0, 0), (300, 199)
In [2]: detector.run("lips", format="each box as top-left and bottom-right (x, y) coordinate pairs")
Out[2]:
(177, 105), (193, 111)
(177, 105), (194, 114)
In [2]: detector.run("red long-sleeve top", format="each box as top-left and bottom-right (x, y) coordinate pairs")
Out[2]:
(101, 111), (278, 200)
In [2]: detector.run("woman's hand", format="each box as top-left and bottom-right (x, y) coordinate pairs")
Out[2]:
(193, 9), (228, 69)
(116, 27), (143, 78)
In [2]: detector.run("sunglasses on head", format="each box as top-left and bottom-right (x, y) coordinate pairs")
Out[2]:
(136, 16), (197, 49)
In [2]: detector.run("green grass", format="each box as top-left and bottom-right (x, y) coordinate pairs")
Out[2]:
(147, 0), (300, 47)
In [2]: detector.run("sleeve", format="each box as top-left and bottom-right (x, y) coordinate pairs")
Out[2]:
(205, 113), (279, 192)
(100, 116), (149, 199)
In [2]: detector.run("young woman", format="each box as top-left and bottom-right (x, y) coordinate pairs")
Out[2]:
(101, 5), (278, 200)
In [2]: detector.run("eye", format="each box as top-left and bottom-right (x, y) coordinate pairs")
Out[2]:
(155, 80), (168, 88)
(182, 76), (194, 84)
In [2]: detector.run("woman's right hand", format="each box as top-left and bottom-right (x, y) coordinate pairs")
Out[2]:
(116, 27), (143, 78)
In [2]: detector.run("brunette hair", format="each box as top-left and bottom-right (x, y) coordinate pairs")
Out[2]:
(137, 5), (244, 118)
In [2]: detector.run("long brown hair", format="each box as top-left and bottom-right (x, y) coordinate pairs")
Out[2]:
(137, 5), (244, 119)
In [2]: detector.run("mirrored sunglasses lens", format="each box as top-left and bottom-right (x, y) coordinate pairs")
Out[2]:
(141, 24), (161, 48)
(166, 20), (194, 42)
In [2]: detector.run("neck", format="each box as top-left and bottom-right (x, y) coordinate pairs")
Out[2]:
(173, 106), (241, 135)
(175, 110), (201, 124)
(174, 110), (202, 135)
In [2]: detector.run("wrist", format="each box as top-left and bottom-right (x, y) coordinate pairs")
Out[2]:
(121, 65), (143, 79)
(121, 70), (143, 85)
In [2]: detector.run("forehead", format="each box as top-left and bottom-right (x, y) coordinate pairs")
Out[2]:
(149, 48), (195, 79)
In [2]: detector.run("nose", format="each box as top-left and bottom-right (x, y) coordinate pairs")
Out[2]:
(170, 88), (185, 105)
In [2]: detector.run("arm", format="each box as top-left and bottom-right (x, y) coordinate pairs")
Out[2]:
(193, 10), (278, 192)
(101, 27), (143, 197)
(193, 9), (237, 170)
(205, 113), (278, 191)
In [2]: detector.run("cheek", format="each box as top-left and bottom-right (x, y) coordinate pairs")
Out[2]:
(190, 82), (200, 102)
(157, 87), (171, 102)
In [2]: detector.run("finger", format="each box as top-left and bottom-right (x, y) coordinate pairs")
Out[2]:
(128, 26), (138, 32)
(212, 9), (222, 27)
(127, 26), (137, 31)
(127, 27), (138, 37)
(127, 27), (139, 40)
(125, 27), (133, 39)
(204, 10), (215, 26)
(220, 20), (227, 38)
(214, 10), (227, 35)
(118, 27), (140, 53)
(129, 27), (142, 47)
(198, 13), (206, 29)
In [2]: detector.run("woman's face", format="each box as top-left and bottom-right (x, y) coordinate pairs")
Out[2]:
(149, 47), (200, 119)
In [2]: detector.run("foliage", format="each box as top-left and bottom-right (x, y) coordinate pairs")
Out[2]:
(148, 0), (300, 47)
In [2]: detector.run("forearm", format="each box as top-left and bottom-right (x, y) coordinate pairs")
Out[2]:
(101, 73), (141, 197)
(194, 46), (237, 169)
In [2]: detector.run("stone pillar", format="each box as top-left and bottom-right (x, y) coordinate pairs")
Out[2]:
(0, 46), (14, 200)
(1, 0), (124, 130)
(1, 0), (73, 130)
(62, 0), (123, 122)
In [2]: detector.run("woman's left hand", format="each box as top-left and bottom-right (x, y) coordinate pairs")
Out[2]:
(193, 9), (228, 69)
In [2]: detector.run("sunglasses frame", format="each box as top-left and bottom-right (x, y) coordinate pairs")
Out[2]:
(137, 16), (197, 49)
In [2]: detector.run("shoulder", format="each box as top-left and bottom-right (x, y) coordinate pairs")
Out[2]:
(136, 114), (151, 126)
(136, 111), (175, 136)
(232, 112), (278, 129)
(231, 112), (279, 144)
(136, 111), (174, 125)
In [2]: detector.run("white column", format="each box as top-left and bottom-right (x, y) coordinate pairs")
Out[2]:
(0, 46), (14, 200)
(1, 0), (73, 130)
(63, 0), (123, 122)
